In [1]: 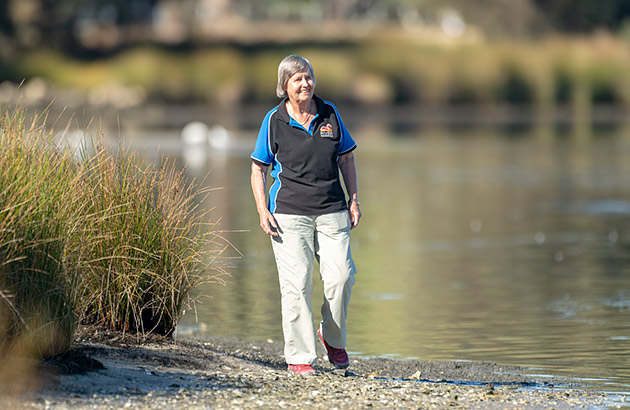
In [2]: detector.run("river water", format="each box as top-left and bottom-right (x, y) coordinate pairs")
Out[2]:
(130, 120), (630, 395)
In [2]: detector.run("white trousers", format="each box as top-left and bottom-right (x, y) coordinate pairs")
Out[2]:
(271, 211), (356, 365)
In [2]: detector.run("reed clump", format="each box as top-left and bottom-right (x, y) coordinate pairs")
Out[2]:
(0, 108), (79, 359)
(72, 146), (228, 335)
(0, 103), (228, 369)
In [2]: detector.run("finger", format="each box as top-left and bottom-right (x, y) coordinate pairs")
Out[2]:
(268, 214), (278, 229)
(262, 222), (277, 236)
(348, 211), (357, 229)
(261, 217), (273, 235)
(266, 215), (280, 236)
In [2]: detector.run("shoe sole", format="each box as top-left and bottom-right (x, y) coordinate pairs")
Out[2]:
(288, 365), (316, 375)
(289, 369), (316, 375)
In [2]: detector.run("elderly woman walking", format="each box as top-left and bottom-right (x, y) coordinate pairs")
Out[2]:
(250, 55), (361, 375)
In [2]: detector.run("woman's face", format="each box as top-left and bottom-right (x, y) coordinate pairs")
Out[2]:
(286, 70), (314, 104)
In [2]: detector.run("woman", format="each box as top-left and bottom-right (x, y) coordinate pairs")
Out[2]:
(250, 55), (361, 375)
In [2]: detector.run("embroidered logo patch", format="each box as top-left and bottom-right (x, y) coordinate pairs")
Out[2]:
(320, 124), (334, 138)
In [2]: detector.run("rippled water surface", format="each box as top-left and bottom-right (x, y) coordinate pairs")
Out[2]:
(146, 124), (630, 393)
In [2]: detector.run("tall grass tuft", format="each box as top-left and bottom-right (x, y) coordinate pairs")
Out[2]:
(0, 102), (229, 367)
(0, 107), (79, 359)
(72, 146), (229, 336)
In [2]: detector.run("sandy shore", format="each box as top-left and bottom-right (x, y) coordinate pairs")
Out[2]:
(8, 331), (614, 410)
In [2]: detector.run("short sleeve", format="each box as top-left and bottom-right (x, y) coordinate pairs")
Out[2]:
(327, 101), (356, 155)
(251, 108), (277, 165)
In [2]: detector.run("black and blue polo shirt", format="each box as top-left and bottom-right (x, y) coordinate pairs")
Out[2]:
(251, 95), (357, 215)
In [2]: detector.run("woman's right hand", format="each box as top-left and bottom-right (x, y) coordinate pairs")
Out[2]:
(259, 209), (279, 236)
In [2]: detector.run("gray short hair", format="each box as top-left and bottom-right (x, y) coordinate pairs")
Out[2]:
(276, 55), (316, 98)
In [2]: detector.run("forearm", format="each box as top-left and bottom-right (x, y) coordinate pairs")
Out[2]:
(338, 152), (358, 200)
(251, 162), (269, 214)
(251, 161), (280, 236)
(338, 152), (361, 229)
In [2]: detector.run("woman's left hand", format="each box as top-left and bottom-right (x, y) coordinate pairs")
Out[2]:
(349, 201), (361, 229)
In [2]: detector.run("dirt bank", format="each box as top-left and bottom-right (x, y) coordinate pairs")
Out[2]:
(9, 331), (613, 409)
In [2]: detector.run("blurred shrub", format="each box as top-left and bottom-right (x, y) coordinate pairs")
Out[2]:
(244, 51), (288, 103)
(6, 35), (630, 111)
(190, 48), (246, 104)
(497, 63), (534, 104)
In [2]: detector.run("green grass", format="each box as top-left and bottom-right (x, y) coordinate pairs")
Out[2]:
(0, 103), (229, 364)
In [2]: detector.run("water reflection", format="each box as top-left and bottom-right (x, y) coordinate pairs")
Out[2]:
(134, 123), (630, 392)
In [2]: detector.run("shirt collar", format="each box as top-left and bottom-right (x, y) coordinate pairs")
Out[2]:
(277, 95), (323, 124)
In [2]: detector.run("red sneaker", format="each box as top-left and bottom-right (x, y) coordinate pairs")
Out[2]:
(318, 328), (349, 369)
(288, 364), (316, 374)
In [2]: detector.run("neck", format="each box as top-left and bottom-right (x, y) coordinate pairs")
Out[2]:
(288, 98), (312, 114)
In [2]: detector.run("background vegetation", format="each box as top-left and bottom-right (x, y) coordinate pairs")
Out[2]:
(1, 0), (629, 115)
(4, 35), (629, 120)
